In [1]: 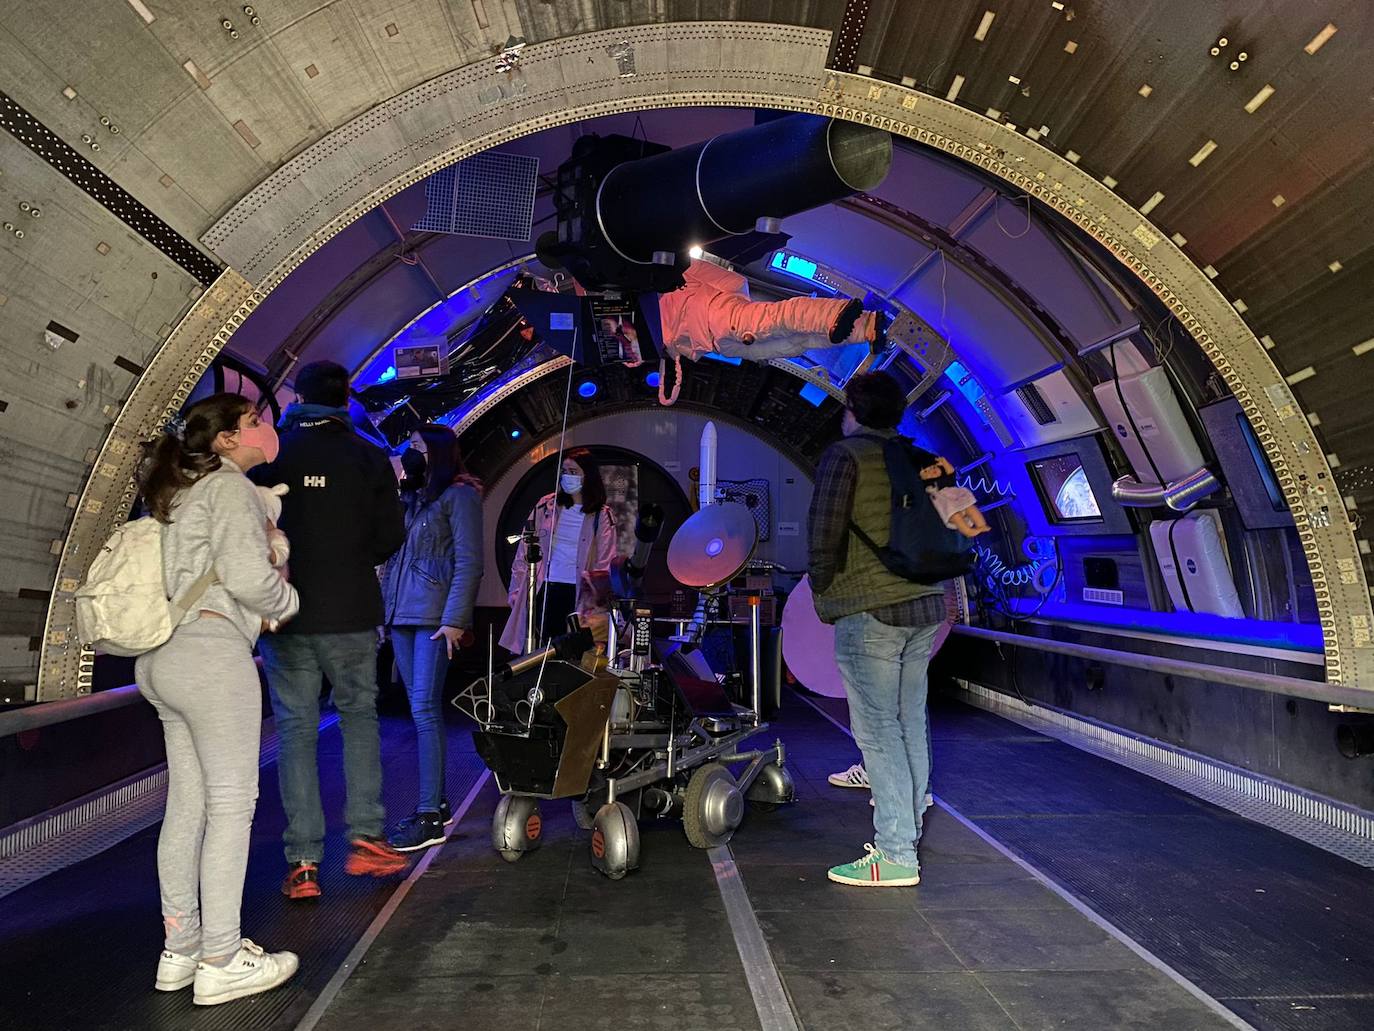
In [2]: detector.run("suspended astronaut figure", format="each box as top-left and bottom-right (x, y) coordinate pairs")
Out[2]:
(654, 259), (884, 402)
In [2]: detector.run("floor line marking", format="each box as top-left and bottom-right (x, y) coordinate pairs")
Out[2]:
(791, 689), (1255, 1031)
(707, 845), (802, 1031)
(294, 770), (492, 1031)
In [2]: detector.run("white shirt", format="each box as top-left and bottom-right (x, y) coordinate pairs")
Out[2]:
(547, 507), (585, 584)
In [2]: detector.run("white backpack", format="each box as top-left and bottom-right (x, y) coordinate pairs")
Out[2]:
(74, 517), (217, 657)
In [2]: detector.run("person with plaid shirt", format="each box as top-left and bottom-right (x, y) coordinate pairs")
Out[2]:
(808, 371), (950, 888)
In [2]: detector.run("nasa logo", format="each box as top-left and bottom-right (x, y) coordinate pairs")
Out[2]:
(303, 475), (327, 488)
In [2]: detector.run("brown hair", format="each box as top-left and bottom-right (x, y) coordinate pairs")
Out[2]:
(140, 393), (251, 523)
(414, 423), (482, 504)
(844, 371), (907, 430)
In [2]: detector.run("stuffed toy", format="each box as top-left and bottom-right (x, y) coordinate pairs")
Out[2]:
(919, 457), (990, 539)
(256, 483), (291, 567)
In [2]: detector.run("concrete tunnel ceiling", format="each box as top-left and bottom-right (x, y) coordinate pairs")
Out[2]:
(1, 3), (1371, 699)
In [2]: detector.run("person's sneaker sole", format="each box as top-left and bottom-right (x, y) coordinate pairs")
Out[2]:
(390, 832), (446, 854)
(282, 880), (321, 899)
(828, 774), (868, 788)
(193, 961), (298, 1006)
(345, 842), (408, 876)
(154, 970), (196, 992)
(827, 868), (920, 887)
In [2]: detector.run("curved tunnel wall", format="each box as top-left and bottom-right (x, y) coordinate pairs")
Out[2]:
(0, 16), (1367, 698)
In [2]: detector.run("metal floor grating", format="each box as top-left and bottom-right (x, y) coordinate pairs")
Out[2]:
(957, 681), (1374, 868)
(0, 715), (338, 898)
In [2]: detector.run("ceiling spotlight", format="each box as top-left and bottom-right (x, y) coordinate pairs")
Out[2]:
(688, 245), (703, 259)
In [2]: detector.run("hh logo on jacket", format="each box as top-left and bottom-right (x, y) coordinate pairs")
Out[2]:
(303, 475), (327, 488)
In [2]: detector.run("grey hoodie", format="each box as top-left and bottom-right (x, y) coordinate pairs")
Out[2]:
(162, 461), (300, 645)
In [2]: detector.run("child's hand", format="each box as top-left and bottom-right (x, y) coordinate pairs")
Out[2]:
(920, 456), (955, 480)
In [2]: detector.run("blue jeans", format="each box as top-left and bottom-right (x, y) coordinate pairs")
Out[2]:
(390, 627), (451, 813)
(833, 613), (940, 867)
(260, 631), (385, 863)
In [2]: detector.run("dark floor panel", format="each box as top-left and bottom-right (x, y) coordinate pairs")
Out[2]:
(0, 714), (486, 1031)
(539, 974), (762, 1031)
(758, 909), (965, 973)
(919, 906), (1148, 973)
(736, 859), (1057, 913)
(317, 778), (763, 1031)
(784, 971), (1018, 1031)
(1219, 996), (1374, 1031)
(977, 969), (1240, 1031)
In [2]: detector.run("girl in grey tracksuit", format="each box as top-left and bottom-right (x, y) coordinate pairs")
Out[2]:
(134, 393), (301, 1007)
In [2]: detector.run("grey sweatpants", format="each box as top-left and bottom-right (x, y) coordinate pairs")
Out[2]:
(135, 618), (261, 959)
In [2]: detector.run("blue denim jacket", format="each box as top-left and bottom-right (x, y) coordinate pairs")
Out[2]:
(382, 482), (483, 628)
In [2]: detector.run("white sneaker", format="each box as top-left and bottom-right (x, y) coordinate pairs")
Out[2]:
(154, 949), (198, 992)
(870, 793), (935, 810)
(192, 939), (298, 1006)
(828, 764), (870, 789)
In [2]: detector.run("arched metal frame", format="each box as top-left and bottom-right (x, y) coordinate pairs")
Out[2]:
(36, 22), (1373, 700)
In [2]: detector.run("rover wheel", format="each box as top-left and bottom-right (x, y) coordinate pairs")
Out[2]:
(683, 762), (744, 848)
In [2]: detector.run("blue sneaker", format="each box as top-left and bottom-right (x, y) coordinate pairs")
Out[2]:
(827, 843), (920, 887)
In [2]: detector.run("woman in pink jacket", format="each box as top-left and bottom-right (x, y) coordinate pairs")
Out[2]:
(499, 448), (618, 655)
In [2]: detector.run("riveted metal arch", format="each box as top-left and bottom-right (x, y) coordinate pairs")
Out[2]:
(37, 271), (260, 699)
(41, 25), (1372, 695)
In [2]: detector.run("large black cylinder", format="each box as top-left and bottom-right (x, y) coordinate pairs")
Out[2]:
(594, 114), (892, 264)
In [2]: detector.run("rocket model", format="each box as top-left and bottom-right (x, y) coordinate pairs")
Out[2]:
(699, 421), (718, 509)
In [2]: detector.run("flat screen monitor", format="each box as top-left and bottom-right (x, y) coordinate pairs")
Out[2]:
(1029, 453), (1104, 524)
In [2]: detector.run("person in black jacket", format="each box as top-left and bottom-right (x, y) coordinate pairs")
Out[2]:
(252, 361), (408, 898)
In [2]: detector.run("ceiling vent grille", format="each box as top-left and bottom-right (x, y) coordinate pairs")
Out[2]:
(1015, 382), (1058, 425)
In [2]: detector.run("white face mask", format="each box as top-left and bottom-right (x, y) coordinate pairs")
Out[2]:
(560, 473), (584, 494)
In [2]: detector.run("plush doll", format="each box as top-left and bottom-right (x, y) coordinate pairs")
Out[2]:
(256, 483), (291, 567)
(919, 457), (990, 539)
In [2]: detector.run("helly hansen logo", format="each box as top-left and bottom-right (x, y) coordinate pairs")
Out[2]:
(303, 475), (327, 488)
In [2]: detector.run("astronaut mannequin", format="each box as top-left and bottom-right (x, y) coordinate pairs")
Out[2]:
(658, 259), (879, 360)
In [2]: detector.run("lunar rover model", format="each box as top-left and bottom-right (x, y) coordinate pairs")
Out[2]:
(455, 475), (796, 879)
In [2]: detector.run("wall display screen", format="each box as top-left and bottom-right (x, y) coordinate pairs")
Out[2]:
(1029, 453), (1104, 523)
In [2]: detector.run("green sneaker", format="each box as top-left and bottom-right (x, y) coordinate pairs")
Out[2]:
(827, 843), (920, 887)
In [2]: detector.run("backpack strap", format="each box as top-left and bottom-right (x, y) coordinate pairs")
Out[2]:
(167, 569), (219, 625)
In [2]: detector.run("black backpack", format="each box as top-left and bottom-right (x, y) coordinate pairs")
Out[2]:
(848, 435), (975, 585)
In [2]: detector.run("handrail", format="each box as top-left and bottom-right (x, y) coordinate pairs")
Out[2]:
(951, 625), (1372, 710)
(0, 684), (143, 737)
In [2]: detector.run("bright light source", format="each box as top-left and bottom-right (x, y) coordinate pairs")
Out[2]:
(645, 370), (661, 389)
(510, 428), (522, 439)
(688, 245), (703, 259)
(378, 366), (397, 384)
(578, 380), (599, 399)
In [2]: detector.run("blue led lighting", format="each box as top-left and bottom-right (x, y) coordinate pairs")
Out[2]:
(578, 380), (599, 399)
(510, 428), (522, 439)
(799, 382), (828, 407)
(377, 365), (397, 384)
(1011, 598), (1324, 652)
(703, 352), (743, 366)
(944, 360), (984, 404)
(770, 251), (819, 280)
(645, 370), (661, 388)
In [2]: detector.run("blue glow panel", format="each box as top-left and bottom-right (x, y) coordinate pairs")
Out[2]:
(703, 352), (743, 366)
(770, 251), (820, 282)
(944, 360), (984, 404)
(578, 380), (599, 398)
(377, 366), (397, 384)
(645, 370), (661, 388)
(799, 382), (828, 407)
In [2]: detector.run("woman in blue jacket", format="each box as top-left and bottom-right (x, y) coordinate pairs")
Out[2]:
(382, 424), (483, 851)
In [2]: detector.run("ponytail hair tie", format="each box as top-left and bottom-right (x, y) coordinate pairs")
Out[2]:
(163, 415), (188, 442)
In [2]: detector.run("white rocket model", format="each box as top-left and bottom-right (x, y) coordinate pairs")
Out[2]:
(699, 421), (718, 508)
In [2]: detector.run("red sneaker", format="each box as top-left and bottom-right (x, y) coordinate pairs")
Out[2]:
(345, 836), (407, 877)
(282, 862), (321, 900)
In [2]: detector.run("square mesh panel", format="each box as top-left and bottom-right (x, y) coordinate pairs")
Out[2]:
(719, 478), (772, 542)
(413, 153), (539, 240)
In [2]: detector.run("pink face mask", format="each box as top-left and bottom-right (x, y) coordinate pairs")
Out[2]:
(237, 421), (280, 464)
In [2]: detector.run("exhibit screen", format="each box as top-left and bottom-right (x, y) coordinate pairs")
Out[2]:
(1030, 453), (1103, 523)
